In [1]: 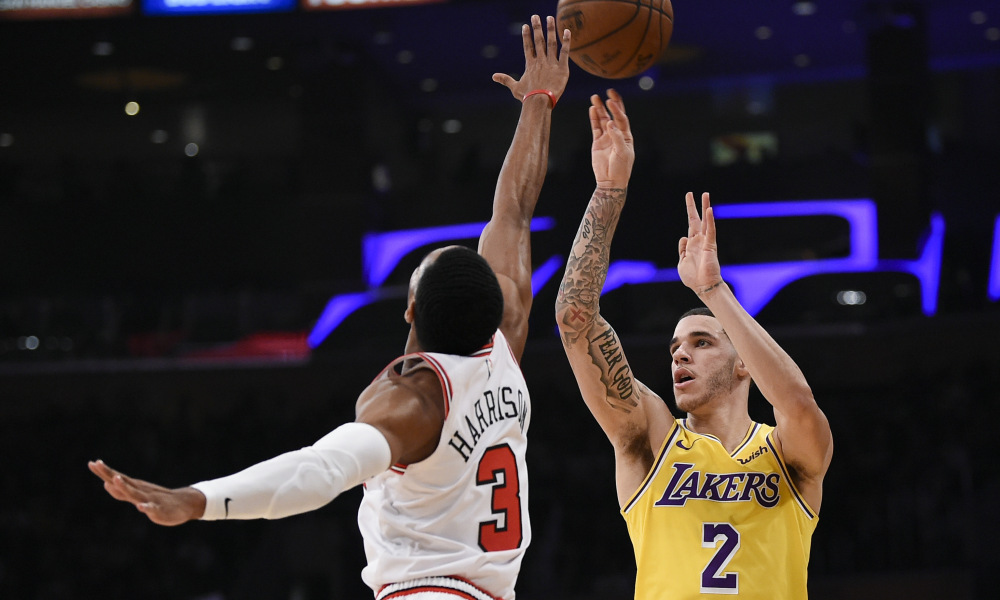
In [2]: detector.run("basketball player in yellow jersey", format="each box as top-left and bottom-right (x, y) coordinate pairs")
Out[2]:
(555, 89), (834, 599)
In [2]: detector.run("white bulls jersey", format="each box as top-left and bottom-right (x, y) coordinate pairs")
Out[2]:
(358, 330), (531, 600)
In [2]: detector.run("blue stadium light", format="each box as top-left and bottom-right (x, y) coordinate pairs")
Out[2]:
(310, 217), (557, 348)
(876, 213), (944, 316)
(601, 200), (943, 317)
(604, 200), (879, 314)
(712, 199), (879, 266)
(989, 214), (1000, 302)
(362, 217), (556, 288)
(307, 287), (403, 349)
(531, 255), (564, 298)
(310, 200), (948, 348)
(143, 0), (295, 16)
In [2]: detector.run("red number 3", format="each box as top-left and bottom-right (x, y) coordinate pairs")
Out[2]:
(475, 444), (523, 552)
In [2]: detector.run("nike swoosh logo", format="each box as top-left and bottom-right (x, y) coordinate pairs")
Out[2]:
(676, 439), (698, 451)
(224, 497), (232, 519)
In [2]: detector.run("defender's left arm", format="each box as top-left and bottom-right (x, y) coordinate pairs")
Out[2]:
(480, 14), (570, 361)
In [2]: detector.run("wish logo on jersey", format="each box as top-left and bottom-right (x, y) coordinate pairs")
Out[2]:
(737, 444), (769, 465)
(653, 462), (780, 508)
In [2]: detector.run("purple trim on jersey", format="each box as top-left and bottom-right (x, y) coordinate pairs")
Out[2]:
(765, 434), (815, 519)
(623, 422), (681, 514)
(681, 419), (722, 444)
(730, 423), (762, 458)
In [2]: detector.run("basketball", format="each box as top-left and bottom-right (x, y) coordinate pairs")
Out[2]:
(556, 0), (674, 79)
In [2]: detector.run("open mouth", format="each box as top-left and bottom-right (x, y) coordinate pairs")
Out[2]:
(674, 369), (694, 385)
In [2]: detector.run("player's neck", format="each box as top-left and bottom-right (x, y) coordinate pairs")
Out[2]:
(685, 406), (753, 453)
(403, 326), (422, 355)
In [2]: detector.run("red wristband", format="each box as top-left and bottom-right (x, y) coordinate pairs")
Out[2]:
(522, 89), (557, 109)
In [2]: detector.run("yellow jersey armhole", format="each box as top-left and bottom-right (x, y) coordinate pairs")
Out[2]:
(765, 430), (819, 519)
(621, 420), (681, 515)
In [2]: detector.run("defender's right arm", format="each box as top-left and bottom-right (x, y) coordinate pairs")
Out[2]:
(555, 92), (673, 505)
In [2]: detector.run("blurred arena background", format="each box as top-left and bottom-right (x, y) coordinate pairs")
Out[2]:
(2, 0), (999, 598)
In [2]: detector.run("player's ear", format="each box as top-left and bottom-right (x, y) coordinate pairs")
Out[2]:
(734, 357), (750, 379)
(404, 298), (415, 324)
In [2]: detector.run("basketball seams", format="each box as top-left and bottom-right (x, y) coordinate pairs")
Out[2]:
(557, 0), (673, 79)
(561, 2), (642, 53)
(608, 0), (654, 77)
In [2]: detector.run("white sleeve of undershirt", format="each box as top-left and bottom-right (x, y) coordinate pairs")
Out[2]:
(191, 422), (392, 521)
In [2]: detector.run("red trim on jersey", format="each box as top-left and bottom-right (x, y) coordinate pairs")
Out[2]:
(416, 352), (453, 418)
(381, 586), (479, 599)
(497, 334), (519, 365)
(376, 575), (503, 600)
(470, 335), (494, 356)
(445, 575), (502, 599)
(371, 353), (418, 383)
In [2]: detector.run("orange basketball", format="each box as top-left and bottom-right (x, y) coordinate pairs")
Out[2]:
(556, 0), (674, 79)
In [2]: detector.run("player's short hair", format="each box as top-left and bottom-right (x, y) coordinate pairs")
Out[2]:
(414, 246), (504, 355)
(680, 307), (715, 320)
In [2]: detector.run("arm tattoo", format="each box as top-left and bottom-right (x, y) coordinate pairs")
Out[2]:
(557, 188), (637, 412)
(591, 326), (638, 412)
(557, 188), (627, 344)
(698, 281), (725, 296)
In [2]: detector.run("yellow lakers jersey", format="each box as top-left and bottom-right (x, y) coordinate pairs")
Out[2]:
(622, 420), (817, 599)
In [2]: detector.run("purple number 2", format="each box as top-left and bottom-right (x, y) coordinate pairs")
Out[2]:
(701, 522), (740, 594)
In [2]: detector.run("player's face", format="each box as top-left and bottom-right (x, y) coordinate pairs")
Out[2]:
(669, 315), (740, 412)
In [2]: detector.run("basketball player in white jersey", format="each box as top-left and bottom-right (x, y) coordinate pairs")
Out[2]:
(89, 15), (571, 600)
(555, 90), (834, 598)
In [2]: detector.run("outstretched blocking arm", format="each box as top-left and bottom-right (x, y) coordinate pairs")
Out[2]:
(555, 92), (673, 505)
(480, 14), (570, 361)
(88, 418), (392, 525)
(86, 370), (445, 525)
(678, 192), (834, 510)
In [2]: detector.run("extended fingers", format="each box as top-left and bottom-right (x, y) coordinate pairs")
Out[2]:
(531, 15), (545, 57)
(103, 473), (141, 503)
(685, 192), (700, 235)
(559, 24), (571, 62)
(546, 15), (558, 57)
(590, 94), (609, 140)
(702, 193), (716, 242)
(88, 459), (120, 485)
(605, 89), (627, 119)
(520, 22), (533, 58)
(91, 460), (153, 502)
